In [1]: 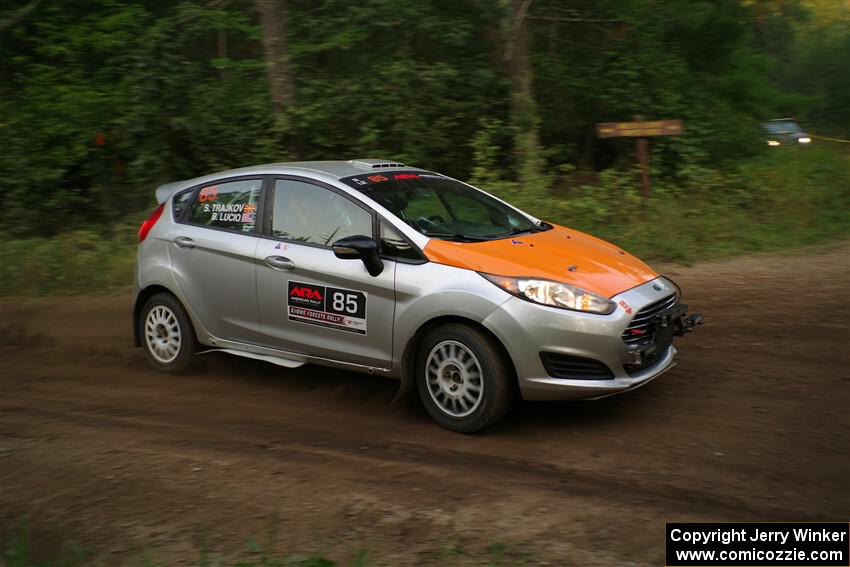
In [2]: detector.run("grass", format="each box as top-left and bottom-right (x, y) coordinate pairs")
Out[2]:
(0, 146), (847, 297)
(1, 528), (341, 567)
(495, 145), (850, 264)
(1, 529), (529, 567)
(0, 222), (138, 297)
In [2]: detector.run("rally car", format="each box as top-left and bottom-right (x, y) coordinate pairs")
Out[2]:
(134, 159), (701, 432)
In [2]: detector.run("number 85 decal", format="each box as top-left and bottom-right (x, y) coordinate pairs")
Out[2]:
(332, 292), (359, 315)
(326, 286), (366, 319)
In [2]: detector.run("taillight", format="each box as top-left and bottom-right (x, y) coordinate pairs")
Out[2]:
(138, 203), (165, 243)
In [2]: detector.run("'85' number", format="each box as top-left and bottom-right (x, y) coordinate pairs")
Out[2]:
(332, 292), (359, 314)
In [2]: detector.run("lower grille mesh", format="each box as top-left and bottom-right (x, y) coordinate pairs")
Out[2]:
(540, 352), (614, 380)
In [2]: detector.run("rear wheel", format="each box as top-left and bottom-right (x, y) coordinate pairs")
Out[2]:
(416, 323), (513, 433)
(140, 293), (197, 374)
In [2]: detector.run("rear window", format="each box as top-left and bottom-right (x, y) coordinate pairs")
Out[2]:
(187, 179), (262, 233)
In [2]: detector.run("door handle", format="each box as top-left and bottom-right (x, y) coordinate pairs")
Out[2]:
(173, 236), (196, 249)
(264, 256), (295, 271)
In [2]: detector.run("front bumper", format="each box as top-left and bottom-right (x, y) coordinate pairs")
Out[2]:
(482, 277), (692, 401)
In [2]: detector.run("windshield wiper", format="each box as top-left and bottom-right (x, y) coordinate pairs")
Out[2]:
(421, 231), (490, 242)
(488, 225), (545, 239)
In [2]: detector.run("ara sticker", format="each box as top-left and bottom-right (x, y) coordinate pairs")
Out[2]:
(618, 300), (632, 315)
(367, 175), (389, 183)
(287, 281), (367, 335)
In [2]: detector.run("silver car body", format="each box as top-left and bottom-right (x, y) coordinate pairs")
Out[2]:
(135, 159), (679, 401)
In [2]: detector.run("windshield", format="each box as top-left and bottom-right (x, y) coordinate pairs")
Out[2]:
(340, 171), (544, 241)
(763, 121), (803, 134)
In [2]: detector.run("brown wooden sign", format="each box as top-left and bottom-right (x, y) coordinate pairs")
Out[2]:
(595, 119), (684, 199)
(596, 119), (683, 139)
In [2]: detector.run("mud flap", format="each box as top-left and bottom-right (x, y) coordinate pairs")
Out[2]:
(391, 373), (415, 405)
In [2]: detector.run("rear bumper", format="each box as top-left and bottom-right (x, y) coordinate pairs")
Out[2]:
(482, 277), (685, 401)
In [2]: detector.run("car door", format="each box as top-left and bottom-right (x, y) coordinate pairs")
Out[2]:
(255, 177), (396, 369)
(168, 176), (266, 344)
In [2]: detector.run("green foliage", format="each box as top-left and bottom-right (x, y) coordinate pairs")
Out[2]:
(488, 145), (850, 264)
(0, 227), (137, 297)
(785, 18), (850, 138)
(2, 147), (846, 298)
(1, 531), (537, 566)
(534, 0), (800, 174)
(0, 0), (276, 237)
(2, 528), (86, 567)
(0, 0), (847, 264)
(286, 0), (505, 175)
(469, 117), (509, 186)
(0, 0), (509, 237)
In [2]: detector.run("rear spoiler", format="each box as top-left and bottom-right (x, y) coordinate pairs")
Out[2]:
(154, 181), (186, 205)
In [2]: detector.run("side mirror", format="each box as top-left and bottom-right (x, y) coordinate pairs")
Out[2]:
(332, 235), (384, 277)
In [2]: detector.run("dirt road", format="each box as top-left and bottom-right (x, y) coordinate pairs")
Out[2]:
(1, 244), (848, 566)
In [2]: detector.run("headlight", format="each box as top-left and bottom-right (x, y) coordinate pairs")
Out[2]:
(767, 140), (781, 146)
(480, 273), (616, 314)
(798, 137), (811, 144)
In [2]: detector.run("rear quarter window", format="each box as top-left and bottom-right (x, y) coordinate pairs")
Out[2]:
(172, 189), (193, 220)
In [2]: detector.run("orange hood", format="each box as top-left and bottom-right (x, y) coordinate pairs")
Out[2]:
(422, 224), (658, 298)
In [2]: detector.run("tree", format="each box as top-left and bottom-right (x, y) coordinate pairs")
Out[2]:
(504, 0), (543, 185)
(257, 0), (295, 114)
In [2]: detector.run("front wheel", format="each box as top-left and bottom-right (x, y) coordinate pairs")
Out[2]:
(416, 323), (514, 433)
(140, 293), (197, 374)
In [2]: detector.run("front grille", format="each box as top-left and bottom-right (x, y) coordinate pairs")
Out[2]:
(621, 293), (677, 345)
(540, 352), (614, 380)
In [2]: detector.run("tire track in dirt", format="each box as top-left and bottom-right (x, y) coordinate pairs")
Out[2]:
(1, 243), (848, 565)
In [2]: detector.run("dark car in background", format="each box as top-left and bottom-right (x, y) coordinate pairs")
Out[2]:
(762, 119), (812, 147)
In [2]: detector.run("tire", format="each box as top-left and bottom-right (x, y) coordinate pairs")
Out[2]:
(416, 323), (514, 433)
(139, 292), (197, 374)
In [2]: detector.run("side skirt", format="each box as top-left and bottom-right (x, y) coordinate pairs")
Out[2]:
(196, 337), (395, 377)
(197, 348), (304, 369)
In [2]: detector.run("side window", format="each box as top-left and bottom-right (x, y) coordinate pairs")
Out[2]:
(188, 179), (262, 233)
(271, 179), (372, 246)
(379, 221), (421, 261)
(173, 189), (193, 220)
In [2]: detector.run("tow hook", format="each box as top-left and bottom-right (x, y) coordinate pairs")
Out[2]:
(675, 312), (703, 336)
(628, 307), (703, 367)
(659, 304), (703, 336)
